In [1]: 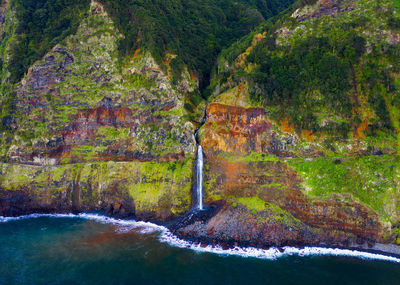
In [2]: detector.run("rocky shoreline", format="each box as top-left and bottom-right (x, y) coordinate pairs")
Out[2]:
(0, 179), (396, 259)
(1, 209), (400, 261)
(170, 207), (400, 260)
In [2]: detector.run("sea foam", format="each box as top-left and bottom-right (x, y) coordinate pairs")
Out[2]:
(1, 213), (400, 263)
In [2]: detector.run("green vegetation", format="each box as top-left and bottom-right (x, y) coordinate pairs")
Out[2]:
(0, 0), (198, 163)
(288, 155), (400, 222)
(263, 202), (302, 225)
(234, 196), (302, 227)
(0, 159), (194, 216)
(248, 35), (354, 129)
(237, 196), (267, 212)
(7, 0), (91, 83)
(98, 0), (295, 87)
(97, 126), (130, 142)
(213, 0), (400, 143)
(0, 0), (90, 150)
(127, 159), (194, 215)
(212, 84), (259, 108)
(217, 151), (279, 163)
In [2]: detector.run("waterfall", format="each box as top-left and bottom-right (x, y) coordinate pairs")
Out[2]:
(196, 144), (204, 210)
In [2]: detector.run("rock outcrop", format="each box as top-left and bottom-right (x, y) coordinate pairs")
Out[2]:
(173, 92), (385, 247)
(0, 1), (197, 221)
(0, 160), (193, 220)
(169, 0), (400, 248)
(12, 1), (196, 165)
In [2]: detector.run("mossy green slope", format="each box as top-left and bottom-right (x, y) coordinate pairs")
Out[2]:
(203, 0), (400, 243)
(213, 0), (400, 148)
(10, 0), (196, 164)
(0, 158), (194, 219)
(289, 155), (400, 222)
(0, 1), (197, 219)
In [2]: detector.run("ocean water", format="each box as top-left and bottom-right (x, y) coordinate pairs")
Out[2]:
(0, 214), (399, 285)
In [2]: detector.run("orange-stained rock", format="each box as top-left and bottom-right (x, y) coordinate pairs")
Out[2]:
(193, 101), (383, 247)
(201, 103), (272, 156)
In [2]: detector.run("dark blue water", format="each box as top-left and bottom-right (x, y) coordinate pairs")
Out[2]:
(0, 216), (399, 285)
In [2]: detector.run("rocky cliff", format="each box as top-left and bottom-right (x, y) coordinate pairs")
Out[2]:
(174, 85), (388, 248)
(174, 0), (400, 248)
(0, 1), (197, 220)
(0, 0), (400, 252)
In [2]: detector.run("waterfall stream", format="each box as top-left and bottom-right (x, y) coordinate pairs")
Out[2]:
(196, 144), (204, 210)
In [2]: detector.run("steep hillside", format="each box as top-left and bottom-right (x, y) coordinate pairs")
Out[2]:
(212, 0), (400, 147)
(97, 0), (295, 87)
(0, 0), (295, 220)
(0, 0), (399, 253)
(0, 1), (197, 220)
(1, 0), (91, 84)
(176, 0), (400, 248)
(0, 0), (295, 87)
(0, 0), (296, 157)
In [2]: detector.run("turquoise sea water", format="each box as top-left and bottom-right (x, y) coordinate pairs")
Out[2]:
(0, 215), (399, 285)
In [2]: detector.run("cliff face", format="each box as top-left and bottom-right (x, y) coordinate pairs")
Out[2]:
(0, 161), (193, 220)
(0, 0), (399, 250)
(174, 86), (386, 247)
(172, 0), (400, 247)
(12, 1), (195, 165)
(0, 1), (196, 220)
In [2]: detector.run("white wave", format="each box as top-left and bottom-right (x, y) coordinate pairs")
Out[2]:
(0, 213), (77, 222)
(1, 213), (400, 263)
(0, 213), (164, 230)
(159, 231), (400, 263)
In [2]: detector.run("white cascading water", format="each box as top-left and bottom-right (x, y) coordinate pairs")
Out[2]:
(196, 144), (204, 210)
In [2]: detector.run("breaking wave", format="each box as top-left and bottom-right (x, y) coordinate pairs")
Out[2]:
(1, 213), (399, 263)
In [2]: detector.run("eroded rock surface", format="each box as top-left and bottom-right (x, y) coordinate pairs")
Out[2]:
(174, 90), (386, 248)
(0, 1), (197, 220)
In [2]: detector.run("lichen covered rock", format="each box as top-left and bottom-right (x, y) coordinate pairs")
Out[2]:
(0, 1), (197, 221)
(0, 159), (194, 220)
(10, 0), (196, 165)
(182, 83), (396, 247)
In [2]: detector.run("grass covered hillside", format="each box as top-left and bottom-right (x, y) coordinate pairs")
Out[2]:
(213, 0), (400, 148)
